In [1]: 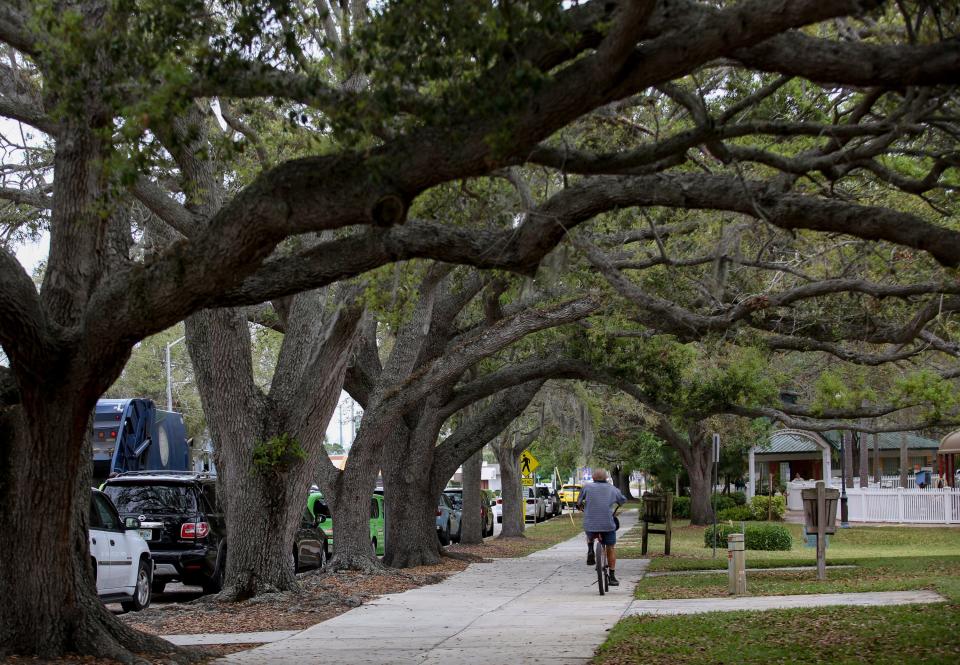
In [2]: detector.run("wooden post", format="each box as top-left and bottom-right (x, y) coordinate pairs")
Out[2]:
(816, 480), (827, 581)
(844, 431), (854, 488)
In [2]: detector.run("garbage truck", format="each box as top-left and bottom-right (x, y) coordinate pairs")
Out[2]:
(90, 398), (191, 482)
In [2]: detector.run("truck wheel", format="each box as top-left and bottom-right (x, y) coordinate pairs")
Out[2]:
(121, 558), (152, 612)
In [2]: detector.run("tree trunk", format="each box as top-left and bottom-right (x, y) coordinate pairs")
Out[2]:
(0, 394), (187, 661)
(687, 466), (715, 526)
(858, 431), (869, 488)
(844, 430), (854, 488)
(899, 432), (909, 488)
(495, 438), (525, 538)
(322, 421), (387, 572)
(459, 448), (484, 544)
(381, 416), (445, 568)
(186, 310), (299, 598)
(872, 432), (882, 483)
(613, 464), (634, 500)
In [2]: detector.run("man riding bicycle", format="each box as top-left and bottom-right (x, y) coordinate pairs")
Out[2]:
(576, 468), (626, 586)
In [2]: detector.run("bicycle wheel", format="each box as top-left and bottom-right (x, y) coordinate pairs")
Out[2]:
(595, 540), (605, 596)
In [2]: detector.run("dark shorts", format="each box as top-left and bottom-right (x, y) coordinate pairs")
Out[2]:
(587, 530), (617, 546)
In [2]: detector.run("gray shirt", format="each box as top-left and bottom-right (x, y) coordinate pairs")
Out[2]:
(577, 481), (626, 532)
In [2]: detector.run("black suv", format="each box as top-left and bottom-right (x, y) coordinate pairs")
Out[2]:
(102, 472), (227, 594)
(103, 471), (329, 594)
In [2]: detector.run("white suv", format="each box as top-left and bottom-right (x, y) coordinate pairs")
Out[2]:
(89, 488), (152, 612)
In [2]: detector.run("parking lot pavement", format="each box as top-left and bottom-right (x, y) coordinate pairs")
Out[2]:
(219, 510), (643, 665)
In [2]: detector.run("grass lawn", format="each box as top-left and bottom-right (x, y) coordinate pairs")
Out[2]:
(450, 512), (585, 558)
(594, 519), (960, 664)
(593, 604), (960, 665)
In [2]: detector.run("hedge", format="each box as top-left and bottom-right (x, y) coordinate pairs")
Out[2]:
(712, 494), (737, 512)
(730, 491), (747, 506)
(717, 505), (753, 522)
(750, 495), (786, 521)
(704, 523), (793, 550)
(672, 496), (691, 518)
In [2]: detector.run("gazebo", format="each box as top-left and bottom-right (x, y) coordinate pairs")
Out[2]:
(938, 431), (960, 488)
(747, 429), (833, 499)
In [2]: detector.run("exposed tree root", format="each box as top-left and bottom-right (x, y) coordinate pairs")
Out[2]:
(439, 549), (485, 563)
(326, 552), (387, 573)
(71, 606), (203, 665)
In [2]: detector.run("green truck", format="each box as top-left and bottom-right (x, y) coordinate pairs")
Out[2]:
(308, 491), (385, 557)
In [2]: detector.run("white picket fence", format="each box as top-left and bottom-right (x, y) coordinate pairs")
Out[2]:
(837, 487), (960, 524)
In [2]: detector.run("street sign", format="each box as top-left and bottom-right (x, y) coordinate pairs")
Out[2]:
(519, 450), (539, 475)
(521, 476), (534, 486)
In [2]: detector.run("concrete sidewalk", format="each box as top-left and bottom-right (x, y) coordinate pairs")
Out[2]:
(219, 511), (644, 665)
(627, 589), (945, 616)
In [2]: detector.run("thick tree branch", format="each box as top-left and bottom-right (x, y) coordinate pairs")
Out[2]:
(733, 32), (960, 87)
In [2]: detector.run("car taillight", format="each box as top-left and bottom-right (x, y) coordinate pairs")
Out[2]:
(496, 499), (502, 504)
(181, 522), (210, 539)
(436, 509), (442, 516)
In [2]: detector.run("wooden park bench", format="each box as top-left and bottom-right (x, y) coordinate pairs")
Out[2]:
(641, 492), (673, 555)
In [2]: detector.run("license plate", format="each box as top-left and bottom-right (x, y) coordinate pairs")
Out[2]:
(138, 529), (152, 541)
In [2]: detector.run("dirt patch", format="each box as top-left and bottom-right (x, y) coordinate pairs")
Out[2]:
(122, 561), (468, 638)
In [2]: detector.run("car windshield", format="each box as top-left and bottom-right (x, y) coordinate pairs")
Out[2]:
(103, 483), (197, 514)
(562, 485), (580, 490)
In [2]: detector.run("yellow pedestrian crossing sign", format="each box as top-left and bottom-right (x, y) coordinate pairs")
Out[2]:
(519, 450), (539, 475)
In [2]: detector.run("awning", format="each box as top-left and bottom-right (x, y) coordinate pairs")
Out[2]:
(939, 430), (960, 454)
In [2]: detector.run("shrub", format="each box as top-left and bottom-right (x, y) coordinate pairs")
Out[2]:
(704, 524), (738, 548)
(704, 523), (793, 550)
(730, 491), (747, 506)
(747, 524), (793, 551)
(671, 496), (691, 518)
(712, 494), (737, 512)
(717, 505), (753, 522)
(749, 495), (786, 521)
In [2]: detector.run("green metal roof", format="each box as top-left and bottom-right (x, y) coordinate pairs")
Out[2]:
(821, 431), (940, 451)
(759, 431), (832, 454)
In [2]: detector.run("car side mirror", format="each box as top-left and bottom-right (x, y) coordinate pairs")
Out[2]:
(124, 517), (141, 530)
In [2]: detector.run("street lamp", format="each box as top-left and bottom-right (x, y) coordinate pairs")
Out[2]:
(166, 336), (186, 411)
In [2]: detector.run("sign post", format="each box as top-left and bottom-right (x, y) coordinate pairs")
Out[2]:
(519, 451), (539, 522)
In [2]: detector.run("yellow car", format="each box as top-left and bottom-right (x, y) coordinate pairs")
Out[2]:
(559, 484), (582, 508)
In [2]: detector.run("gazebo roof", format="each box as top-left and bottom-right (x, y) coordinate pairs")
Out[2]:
(940, 431), (960, 454)
(760, 431), (832, 454)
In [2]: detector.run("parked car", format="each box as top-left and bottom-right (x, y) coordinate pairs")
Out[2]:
(436, 493), (461, 545)
(492, 493), (504, 523)
(101, 472), (227, 594)
(307, 491), (385, 556)
(559, 484), (582, 508)
(536, 485), (561, 517)
(443, 488), (494, 538)
(89, 488), (152, 612)
(523, 486), (547, 522)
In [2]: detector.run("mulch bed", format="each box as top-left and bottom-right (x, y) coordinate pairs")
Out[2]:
(122, 560), (469, 637)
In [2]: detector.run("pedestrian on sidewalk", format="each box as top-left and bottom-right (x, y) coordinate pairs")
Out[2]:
(577, 468), (626, 586)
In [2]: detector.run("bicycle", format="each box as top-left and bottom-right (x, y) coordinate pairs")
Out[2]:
(589, 511), (620, 597)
